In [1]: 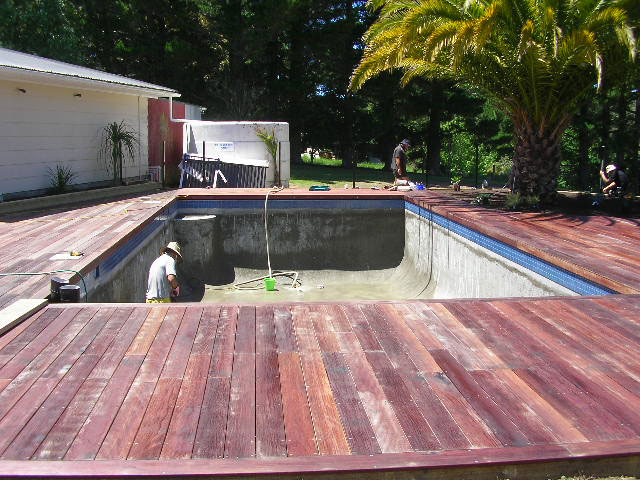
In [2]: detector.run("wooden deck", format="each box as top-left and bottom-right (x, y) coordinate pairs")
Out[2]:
(1, 188), (640, 477)
(0, 191), (176, 309)
(1, 296), (640, 478)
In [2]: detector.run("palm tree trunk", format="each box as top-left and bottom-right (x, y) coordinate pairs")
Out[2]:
(512, 124), (563, 203)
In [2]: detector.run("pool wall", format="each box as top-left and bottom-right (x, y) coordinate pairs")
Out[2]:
(404, 210), (575, 298)
(84, 198), (615, 303)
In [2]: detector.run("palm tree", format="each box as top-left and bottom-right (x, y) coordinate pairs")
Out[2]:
(351, 0), (637, 202)
(98, 121), (139, 186)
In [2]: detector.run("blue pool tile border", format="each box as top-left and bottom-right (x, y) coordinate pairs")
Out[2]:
(177, 199), (405, 210)
(97, 205), (173, 278)
(405, 201), (616, 296)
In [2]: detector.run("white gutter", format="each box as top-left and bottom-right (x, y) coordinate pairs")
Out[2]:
(165, 96), (191, 123)
(0, 66), (181, 98)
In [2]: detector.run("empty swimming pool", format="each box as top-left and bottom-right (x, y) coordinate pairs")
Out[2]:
(85, 198), (613, 303)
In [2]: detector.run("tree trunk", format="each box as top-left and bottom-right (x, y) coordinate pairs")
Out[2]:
(599, 87), (612, 172)
(512, 124), (563, 204)
(633, 92), (640, 193)
(576, 103), (591, 190)
(615, 84), (629, 166)
(427, 81), (444, 175)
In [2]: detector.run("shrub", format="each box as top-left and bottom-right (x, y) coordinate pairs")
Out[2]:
(47, 164), (76, 194)
(504, 192), (540, 211)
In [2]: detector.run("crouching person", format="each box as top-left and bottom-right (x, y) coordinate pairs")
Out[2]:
(146, 242), (182, 303)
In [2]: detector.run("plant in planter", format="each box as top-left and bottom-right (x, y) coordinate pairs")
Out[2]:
(47, 164), (76, 194)
(255, 127), (279, 186)
(98, 121), (138, 186)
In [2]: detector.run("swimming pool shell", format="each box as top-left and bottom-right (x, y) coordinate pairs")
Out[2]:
(85, 199), (613, 303)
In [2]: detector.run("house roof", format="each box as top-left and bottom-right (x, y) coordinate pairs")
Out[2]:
(0, 47), (180, 98)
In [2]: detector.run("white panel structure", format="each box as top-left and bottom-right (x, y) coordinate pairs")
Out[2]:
(0, 79), (149, 197)
(0, 47), (180, 200)
(184, 121), (290, 187)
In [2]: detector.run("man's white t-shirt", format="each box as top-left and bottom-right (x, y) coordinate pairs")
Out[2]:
(146, 253), (176, 300)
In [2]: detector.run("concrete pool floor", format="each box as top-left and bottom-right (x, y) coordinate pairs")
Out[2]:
(1, 188), (640, 479)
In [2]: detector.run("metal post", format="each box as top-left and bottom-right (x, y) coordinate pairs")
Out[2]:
(424, 155), (428, 187)
(475, 143), (479, 188)
(202, 141), (206, 188)
(352, 156), (356, 189)
(162, 141), (166, 188)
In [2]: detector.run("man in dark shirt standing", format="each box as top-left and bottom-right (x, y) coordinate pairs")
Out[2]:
(391, 138), (410, 185)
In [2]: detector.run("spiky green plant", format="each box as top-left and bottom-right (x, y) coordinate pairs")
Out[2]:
(47, 164), (76, 194)
(255, 127), (280, 186)
(98, 121), (139, 186)
(351, 0), (638, 203)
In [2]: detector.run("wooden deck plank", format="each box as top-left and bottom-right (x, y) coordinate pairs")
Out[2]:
(0, 307), (85, 383)
(256, 351), (286, 457)
(300, 352), (350, 455)
(128, 378), (182, 460)
(160, 354), (211, 460)
(160, 307), (219, 460)
(0, 307), (55, 359)
(0, 307), (103, 453)
(377, 304), (441, 373)
(364, 350), (439, 452)
(322, 352), (382, 455)
(426, 371), (502, 449)
(325, 305), (352, 333)
(32, 377), (108, 460)
(470, 369), (558, 445)
(88, 308), (150, 380)
(292, 305), (320, 353)
(278, 352), (317, 456)
(209, 306), (238, 377)
(342, 348), (411, 453)
(64, 355), (144, 460)
(359, 304), (420, 373)
(234, 306), (256, 354)
(4, 307), (131, 460)
(96, 307), (184, 460)
(129, 307), (202, 460)
(224, 353), (256, 458)
(273, 306), (296, 353)
(311, 306), (342, 353)
(192, 376), (230, 459)
(341, 304), (381, 351)
(255, 306), (286, 458)
(514, 366), (634, 441)
(418, 302), (506, 369)
(491, 368), (588, 444)
(430, 349), (530, 447)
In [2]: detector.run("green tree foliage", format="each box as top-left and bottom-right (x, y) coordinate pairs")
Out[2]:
(351, 0), (638, 202)
(2, 0), (638, 194)
(0, 0), (86, 63)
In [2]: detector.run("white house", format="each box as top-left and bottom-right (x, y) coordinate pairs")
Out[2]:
(0, 47), (181, 200)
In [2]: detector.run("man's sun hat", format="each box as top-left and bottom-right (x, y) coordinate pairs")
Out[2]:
(161, 241), (183, 260)
(401, 138), (411, 146)
(605, 164), (617, 174)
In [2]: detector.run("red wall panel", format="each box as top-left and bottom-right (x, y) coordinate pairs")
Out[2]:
(148, 99), (185, 185)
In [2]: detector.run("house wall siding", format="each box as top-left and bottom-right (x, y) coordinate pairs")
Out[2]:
(0, 79), (148, 198)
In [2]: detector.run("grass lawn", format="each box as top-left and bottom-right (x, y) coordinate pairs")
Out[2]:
(289, 161), (447, 189)
(289, 158), (507, 190)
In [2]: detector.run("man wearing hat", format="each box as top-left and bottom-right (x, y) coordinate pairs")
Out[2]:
(391, 139), (411, 185)
(146, 242), (182, 303)
(600, 164), (628, 196)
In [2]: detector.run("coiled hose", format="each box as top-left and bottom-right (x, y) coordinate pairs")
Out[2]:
(0, 269), (88, 299)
